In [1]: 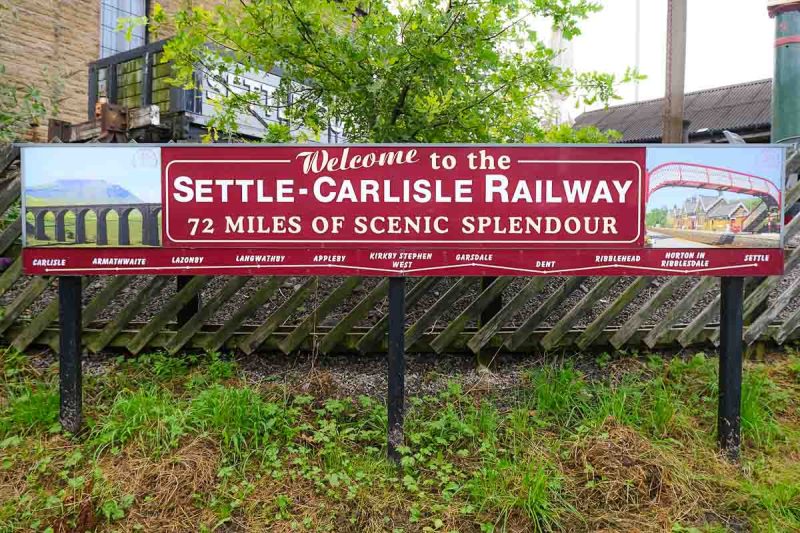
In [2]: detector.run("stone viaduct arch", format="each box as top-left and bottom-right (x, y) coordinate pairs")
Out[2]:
(26, 203), (162, 246)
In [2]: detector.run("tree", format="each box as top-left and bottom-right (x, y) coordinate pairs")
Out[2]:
(645, 207), (668, 228)
(742, 197), (763, 212)
(149, 0), (633, 143)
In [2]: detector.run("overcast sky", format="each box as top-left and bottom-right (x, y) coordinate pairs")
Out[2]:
(569, 0), (775, 114)
(24, 147), (161, 203)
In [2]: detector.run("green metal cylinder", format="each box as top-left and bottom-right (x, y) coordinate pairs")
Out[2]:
(773, 7), (800, 143)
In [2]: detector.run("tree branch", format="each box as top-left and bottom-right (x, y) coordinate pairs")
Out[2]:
(389, 84), (410, 126)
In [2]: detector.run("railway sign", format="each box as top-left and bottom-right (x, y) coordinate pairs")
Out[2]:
(21, 144), (785, 277)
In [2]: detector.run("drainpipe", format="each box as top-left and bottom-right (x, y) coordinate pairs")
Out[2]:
(769, 1), (800, 215)
(770, 1), (800, 143)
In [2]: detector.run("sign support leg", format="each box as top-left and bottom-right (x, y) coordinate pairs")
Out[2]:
(387, 276), (405, 464)
(59, 276), (83, 434)
(719, 276), (744, 459)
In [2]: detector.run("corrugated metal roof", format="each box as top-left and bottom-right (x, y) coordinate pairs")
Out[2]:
(573, 79), (772, 142)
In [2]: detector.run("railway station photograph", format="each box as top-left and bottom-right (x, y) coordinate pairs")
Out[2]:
(645, 146), (783, 248)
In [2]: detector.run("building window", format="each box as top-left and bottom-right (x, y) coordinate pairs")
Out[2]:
(100, 0), (147, 58)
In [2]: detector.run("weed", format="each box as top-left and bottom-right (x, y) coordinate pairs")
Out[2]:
(595, 351), (612, 368)
(787, 356), (800, 380)
(98, 494), (134, 522)
(465, 458), (567, 532)
(740, 370), (786, 448)
(646, 380), (678, 437)
(1, 349), (30, 382)
(0, 384), (58, 437)
(525, 363), (589, 425)
(189, 384), (296, 457)
(91, 386), (186, 455)
(743, 477), (800, 531)
(207, 353), (237, 381)
(132, 352), (190, 380)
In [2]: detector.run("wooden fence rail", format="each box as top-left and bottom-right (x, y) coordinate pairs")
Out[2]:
(2, 147), (800, 356)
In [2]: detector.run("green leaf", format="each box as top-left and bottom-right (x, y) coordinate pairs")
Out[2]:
(156, 0), (626, 144)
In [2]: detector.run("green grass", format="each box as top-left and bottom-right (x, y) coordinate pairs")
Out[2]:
(0, 348), (799, 532)
(0, 384), (59, 436)
(90, 386), (188, 456)
(189, 384), (297, 457)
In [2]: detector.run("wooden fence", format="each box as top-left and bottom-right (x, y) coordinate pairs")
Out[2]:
(3, 145), (800, 356)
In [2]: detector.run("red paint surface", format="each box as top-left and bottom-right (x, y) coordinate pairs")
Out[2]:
(775, 35), (800, 46)
(161, 146), (645, 248)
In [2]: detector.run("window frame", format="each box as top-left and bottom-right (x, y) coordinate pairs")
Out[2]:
(99, 0), (150, 58)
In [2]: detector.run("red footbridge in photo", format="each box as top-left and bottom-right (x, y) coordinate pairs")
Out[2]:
(647, 162), (782, 208)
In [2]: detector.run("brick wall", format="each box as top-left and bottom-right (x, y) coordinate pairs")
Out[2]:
(0, 0), (218, 139)
(1, 1), (101, 139)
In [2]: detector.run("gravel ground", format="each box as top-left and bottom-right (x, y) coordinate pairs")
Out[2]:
(26, 347), (677, 400)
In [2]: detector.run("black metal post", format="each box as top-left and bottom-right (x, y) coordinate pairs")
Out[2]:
(176, 276), (200, 327)
(59, 276), (83, 434)
(387, 276), (406, 464)
(719, 276), (744, 459)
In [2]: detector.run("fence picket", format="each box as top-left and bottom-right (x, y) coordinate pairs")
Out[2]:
(165, 276), (251, 355)
(202, 277), (285, 353)
(0, 177), (20, 217)
(643, 277), (717, 348)
(0, 218), (21, 255)
(677, 295), (719, 348)
(127, 276), (211, 355)
(239, 277), (318, 355)
(0, 257), (22, 296)
(278, 277), (362, 354)
(0, 277), (52, 335)
(405, 277), (478, 348)
(430, 277), (514, 354)
(575, 277), (652, 350)
(773, 304), (800, 344)
(541, 277), (620, 350)
(12, 298), (58, 352)
(356, 277), (440, 354)
(743, 275), (800, 345)
(467, 278), (547, 354)
(609, 276), (686, 349)
(87, 276), (171, 352)
(319, 278), (389, 354)
(505, 277), (586, 351)
(82, 276), (135, 326)
(709, 245), (800, 345)
(11, 278), (92, 351)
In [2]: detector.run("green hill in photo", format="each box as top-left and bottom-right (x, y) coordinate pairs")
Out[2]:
(25, 179), (143, 205)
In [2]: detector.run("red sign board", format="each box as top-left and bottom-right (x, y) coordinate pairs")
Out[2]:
(162, 146), (644, 248)
(21, 144), (785, 276)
